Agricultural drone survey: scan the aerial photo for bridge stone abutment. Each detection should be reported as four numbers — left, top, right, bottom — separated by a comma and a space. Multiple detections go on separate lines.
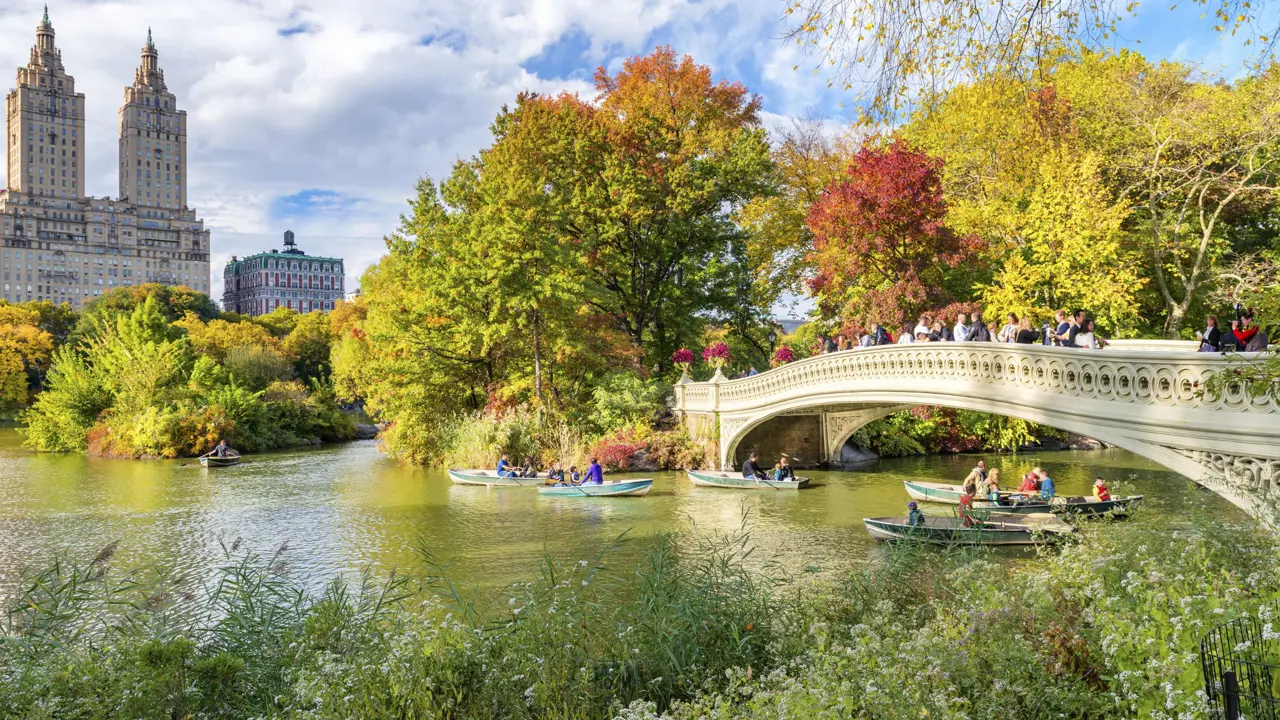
674, 341, 1280, 526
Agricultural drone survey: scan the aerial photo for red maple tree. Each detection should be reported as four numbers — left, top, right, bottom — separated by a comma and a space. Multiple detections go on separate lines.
806, 140, 983, 331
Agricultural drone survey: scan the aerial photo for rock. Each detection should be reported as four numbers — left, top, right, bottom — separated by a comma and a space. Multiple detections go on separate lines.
625, 449, 660, 472
1066, 433, 1112, 450
355, 424, 379, 440
839, 445, 879, 466
1037, 438, 1069, 451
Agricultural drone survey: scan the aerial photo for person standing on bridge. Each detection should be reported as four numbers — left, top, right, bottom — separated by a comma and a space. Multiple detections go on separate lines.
898, 324, 915, 344
953, 313, 971, 342
914, 315, 931, 339
969, 311, 992, 342
1197, 315, 1222, 352
1015, 317, 1040, 344
998, 313, 1019, 343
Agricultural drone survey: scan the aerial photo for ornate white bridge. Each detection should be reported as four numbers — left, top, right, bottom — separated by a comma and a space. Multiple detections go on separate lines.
674, 341, 1280, 523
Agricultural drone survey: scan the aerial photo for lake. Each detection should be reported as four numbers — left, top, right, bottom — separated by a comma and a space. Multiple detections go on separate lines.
0, 429, 1245, 599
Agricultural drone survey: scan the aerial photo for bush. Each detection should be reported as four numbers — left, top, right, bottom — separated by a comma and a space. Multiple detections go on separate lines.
439, 408, 544, 469
644, 428, 710, 470
587, 427, 649, 470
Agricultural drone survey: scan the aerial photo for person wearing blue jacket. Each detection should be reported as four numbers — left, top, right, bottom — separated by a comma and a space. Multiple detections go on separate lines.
583, 458, 604, 484
496, 453, 514, 477
1035, 467, 1056, 500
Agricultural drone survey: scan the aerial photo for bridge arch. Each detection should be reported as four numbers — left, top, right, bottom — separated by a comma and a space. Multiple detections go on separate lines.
676, 342, 1280, 525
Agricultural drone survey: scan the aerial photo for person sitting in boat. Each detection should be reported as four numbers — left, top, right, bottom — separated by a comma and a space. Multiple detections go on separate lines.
777, 456, 796, 481
583, 458, 604, 485
772, 462, 785, 482
212, 440, 239, 459
961, 460, 987, 496
983, 468, 1002, 502
519, 457, 539, 478
1018, 472, 1039, 494
741, 452, 767, 480
568, 466, 581, 485
907, 501, 926, 527
1092, 477, 1111, 501
958, 491, 980, 528
496, 453, 515, 478
545, 462, 564, 485
1035, 467, 1056, 500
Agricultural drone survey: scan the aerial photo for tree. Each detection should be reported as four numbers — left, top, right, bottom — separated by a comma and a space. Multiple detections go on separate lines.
781, 0, 1274, 122
252, 306, 301, 338
283, 311, 335, 385
74, 284, 219, 340
806, 139, 984, 330
738, 118, 858, 314
979, 152, 1145, 332
1055, 55, 1280, 336
0, 305, 54, 410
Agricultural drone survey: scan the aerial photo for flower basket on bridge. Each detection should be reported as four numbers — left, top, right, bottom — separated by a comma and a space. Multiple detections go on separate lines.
672, 348, 695, 377
702, 342, 731, 371
1200, 606, 1280, 719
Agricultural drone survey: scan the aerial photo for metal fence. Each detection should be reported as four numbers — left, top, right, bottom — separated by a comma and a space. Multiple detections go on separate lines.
1202, 610, 1280, 720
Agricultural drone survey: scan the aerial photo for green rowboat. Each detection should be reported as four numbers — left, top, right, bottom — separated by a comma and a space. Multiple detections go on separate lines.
974, 495, 1143, 517
904, 479, 1015, 504
200, 456, 240, 468
864, 515, 1074, 546
686, 470, 810, 490
447, 469, 545, 487
537, 479, 653, 497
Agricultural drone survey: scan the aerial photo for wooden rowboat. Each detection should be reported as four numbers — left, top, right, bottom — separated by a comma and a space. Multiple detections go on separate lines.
686, 470, 810, 490
974, 495, 1143, 517
864, 514, 1074, 546
537, 479, 653, 497
447, 469, 545, 487
200, 455, 241, 468
903, 480, 1013, 504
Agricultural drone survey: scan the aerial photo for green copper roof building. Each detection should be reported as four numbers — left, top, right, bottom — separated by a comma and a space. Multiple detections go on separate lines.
221, 231, 345, 315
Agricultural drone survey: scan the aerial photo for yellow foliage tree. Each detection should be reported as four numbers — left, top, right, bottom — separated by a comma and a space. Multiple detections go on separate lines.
0, 304, 54, 409
174, 312, 292, 362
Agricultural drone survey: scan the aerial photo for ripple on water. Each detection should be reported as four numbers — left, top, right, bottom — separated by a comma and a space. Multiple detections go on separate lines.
0, 430, 1248, 598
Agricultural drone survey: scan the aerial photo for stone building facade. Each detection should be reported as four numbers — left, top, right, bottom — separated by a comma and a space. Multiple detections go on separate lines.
222, 231, 344, 316
0, 11, 211, 306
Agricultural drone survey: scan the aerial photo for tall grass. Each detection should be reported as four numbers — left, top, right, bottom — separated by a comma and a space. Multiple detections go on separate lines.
2, 508, 1277, 719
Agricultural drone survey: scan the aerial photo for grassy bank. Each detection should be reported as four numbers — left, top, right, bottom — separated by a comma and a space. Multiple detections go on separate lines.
1, 502, 1275, 719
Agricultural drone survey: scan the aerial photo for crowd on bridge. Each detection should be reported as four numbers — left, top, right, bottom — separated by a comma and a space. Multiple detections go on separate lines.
810, 305, 1268, 353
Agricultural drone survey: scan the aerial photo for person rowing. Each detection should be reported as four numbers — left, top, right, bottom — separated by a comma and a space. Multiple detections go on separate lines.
202, 440, 240, 459
741, 452, 767, 480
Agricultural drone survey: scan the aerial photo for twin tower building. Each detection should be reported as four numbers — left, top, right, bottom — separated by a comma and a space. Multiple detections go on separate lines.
0, 8, 211, 306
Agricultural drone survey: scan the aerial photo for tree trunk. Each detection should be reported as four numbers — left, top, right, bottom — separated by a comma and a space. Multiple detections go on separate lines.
533, 309, 543, 401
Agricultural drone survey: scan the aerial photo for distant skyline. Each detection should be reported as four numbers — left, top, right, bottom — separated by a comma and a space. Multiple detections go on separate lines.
0, 1, 1270, 299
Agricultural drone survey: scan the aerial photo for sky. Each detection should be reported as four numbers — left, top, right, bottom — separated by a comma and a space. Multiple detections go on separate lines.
0, 0, 1272, 309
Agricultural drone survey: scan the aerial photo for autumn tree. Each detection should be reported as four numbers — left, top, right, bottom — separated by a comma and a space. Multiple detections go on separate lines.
806, 140, 983, 330
738, 118, 859, 314
0, 305, 54, 410
781, 0, 1275, 122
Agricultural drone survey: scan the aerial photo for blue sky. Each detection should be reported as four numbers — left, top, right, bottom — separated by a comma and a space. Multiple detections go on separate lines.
0, 0, 1272, 301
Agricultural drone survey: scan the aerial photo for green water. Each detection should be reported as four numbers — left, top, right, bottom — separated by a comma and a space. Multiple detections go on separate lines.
0, 429, 1246, 597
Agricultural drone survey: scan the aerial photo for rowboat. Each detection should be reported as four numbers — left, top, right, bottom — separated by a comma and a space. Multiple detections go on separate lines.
903, 479, 1014, 504
975, 495, 1143, 517
864, 514, 1074, 545
200, 455, 240, 468
447, 469, 545, 487
537, 479, 653, 497
686, 470, 810, 490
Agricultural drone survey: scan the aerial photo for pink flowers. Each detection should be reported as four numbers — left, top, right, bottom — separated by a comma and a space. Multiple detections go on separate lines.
671, 348, 695, 373
771, 345, 795, 367
703, 341, 732, 370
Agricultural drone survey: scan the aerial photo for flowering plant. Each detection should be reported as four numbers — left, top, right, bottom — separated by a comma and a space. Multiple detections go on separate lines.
702, 341, 732, 370
671, 348, 695, 374
771, 345, 795, 367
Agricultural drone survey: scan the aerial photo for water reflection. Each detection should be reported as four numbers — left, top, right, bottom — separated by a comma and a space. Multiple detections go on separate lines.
0, 428, 1246, 598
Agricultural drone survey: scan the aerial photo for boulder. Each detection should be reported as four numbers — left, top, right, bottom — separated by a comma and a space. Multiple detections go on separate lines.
355, 424, 379, 440
839, 445, 879, 467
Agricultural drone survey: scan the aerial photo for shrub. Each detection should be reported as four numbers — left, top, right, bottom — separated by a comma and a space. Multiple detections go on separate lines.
644, 428, 708, 470
587, 427, 648, 470
440, 408, 543, 469
590, 373, 669, 435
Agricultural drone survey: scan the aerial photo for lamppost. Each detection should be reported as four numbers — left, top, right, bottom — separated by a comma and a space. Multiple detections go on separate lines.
768, 328, 777, 358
